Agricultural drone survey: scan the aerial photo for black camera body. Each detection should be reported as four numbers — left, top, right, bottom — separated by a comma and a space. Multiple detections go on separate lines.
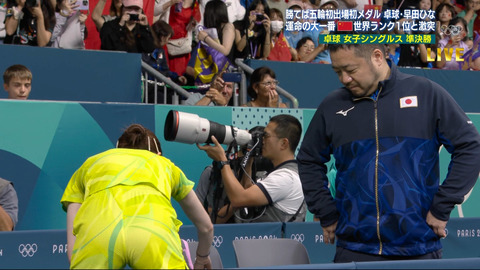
129, 13, 140, 21
246, 129, 263, 157
255, 13, 264, 22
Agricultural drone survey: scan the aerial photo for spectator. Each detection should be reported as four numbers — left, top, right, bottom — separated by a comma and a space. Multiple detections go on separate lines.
50, 0, 87, 49
100, 0, 154, 53
195, 126, 274, 224
4, 0, 56, 46
296, 36, 327, 63
385, 42, 400, 65
159, 0, 201, 76
196, 0, 235, 59
3, 64, 32, 100
266, 0, 287, 20
437, 16, 471, 69
184, 72, 234, 106
233, 0, 271, 59
91, 0, 122, 31
243, 66, 287, 108
436, 3, 457, 40
286, 0, 314, 10
61, 124, 213, 269
420, 0, 433, 10
197, 114, 306, 223
283, 3, 303, 52
458, 0, 480, 43
199, 0, 245, 24
142, 20, 187, 103
297, 34, 480, 263
185, 0, 235, 84
266, 8, 295, 62
0, 177, 18, 231
284, 0, 331, 62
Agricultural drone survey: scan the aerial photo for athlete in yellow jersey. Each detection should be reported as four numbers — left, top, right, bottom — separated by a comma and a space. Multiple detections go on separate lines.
61, 124, 213, 269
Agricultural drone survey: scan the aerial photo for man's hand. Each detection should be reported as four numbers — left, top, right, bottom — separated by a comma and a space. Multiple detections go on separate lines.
323, 221, 337, 244
205, 88, 228, 106
426, 211, 447, 238
197, 136, 227, 162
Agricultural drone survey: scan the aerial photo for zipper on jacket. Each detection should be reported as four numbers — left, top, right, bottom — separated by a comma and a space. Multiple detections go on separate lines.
374, 90, 382, 255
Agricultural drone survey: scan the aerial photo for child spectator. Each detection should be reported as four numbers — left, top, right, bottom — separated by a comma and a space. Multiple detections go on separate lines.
436, 3, 457, 40
50, 0, 88, 49
437, 16, 471, 69
3, 64, 32, 100
142, 20, 187, 103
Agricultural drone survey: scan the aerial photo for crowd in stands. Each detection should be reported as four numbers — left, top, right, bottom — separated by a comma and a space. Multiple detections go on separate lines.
1, 0, 479, 104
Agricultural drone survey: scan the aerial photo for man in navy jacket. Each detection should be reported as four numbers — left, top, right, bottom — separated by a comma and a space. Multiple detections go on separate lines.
297, 39, 480, 262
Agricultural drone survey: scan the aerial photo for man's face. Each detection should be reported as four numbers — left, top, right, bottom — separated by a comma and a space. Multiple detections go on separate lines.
4, 77, 32, 100
262, 122, 280, 160
330, 47, 382, 98
220, 82, 234, 103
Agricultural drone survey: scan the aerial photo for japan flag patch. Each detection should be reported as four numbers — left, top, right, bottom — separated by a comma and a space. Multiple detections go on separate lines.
399, 96, 418, 108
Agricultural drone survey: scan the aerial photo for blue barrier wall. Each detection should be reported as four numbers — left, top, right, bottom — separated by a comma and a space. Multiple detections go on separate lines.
0, 100, 479, 230
0, 45, 142, 103
1, 46, 479, 112
0, 218, 478, 269
247, 59, 480, 112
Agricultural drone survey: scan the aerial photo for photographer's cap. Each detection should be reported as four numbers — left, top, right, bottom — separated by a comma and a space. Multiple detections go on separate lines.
123, 0, 143, 8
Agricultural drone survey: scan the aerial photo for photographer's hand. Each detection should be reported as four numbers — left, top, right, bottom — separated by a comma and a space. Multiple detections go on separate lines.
119, 13, 129, 27
262, 13, 270, 32
248, 11, 256, 30
139, 14, 148, 26
197, 136, 227, 162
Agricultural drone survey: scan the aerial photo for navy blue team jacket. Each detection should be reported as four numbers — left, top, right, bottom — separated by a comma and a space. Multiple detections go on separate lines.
297, 62, 480, 256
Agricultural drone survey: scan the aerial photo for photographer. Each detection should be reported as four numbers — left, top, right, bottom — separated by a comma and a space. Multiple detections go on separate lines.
100, 0, 154, 53
184, 71, 234, 106
195, 126, 274, 224
4, 0, 56, 46
233, 0, 271, 59
197, 114, 306, 223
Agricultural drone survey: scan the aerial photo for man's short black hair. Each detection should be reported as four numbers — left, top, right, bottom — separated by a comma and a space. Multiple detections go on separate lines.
270, 114, 302, 152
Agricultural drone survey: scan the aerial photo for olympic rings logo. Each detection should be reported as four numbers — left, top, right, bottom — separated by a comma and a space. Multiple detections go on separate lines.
18, 243, 38, 257
440, 25, 463, 36
212, 236, 223, 247
290, 233, 305, 243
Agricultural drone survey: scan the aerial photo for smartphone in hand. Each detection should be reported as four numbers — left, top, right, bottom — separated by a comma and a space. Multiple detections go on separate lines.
75, 0, 89, 10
